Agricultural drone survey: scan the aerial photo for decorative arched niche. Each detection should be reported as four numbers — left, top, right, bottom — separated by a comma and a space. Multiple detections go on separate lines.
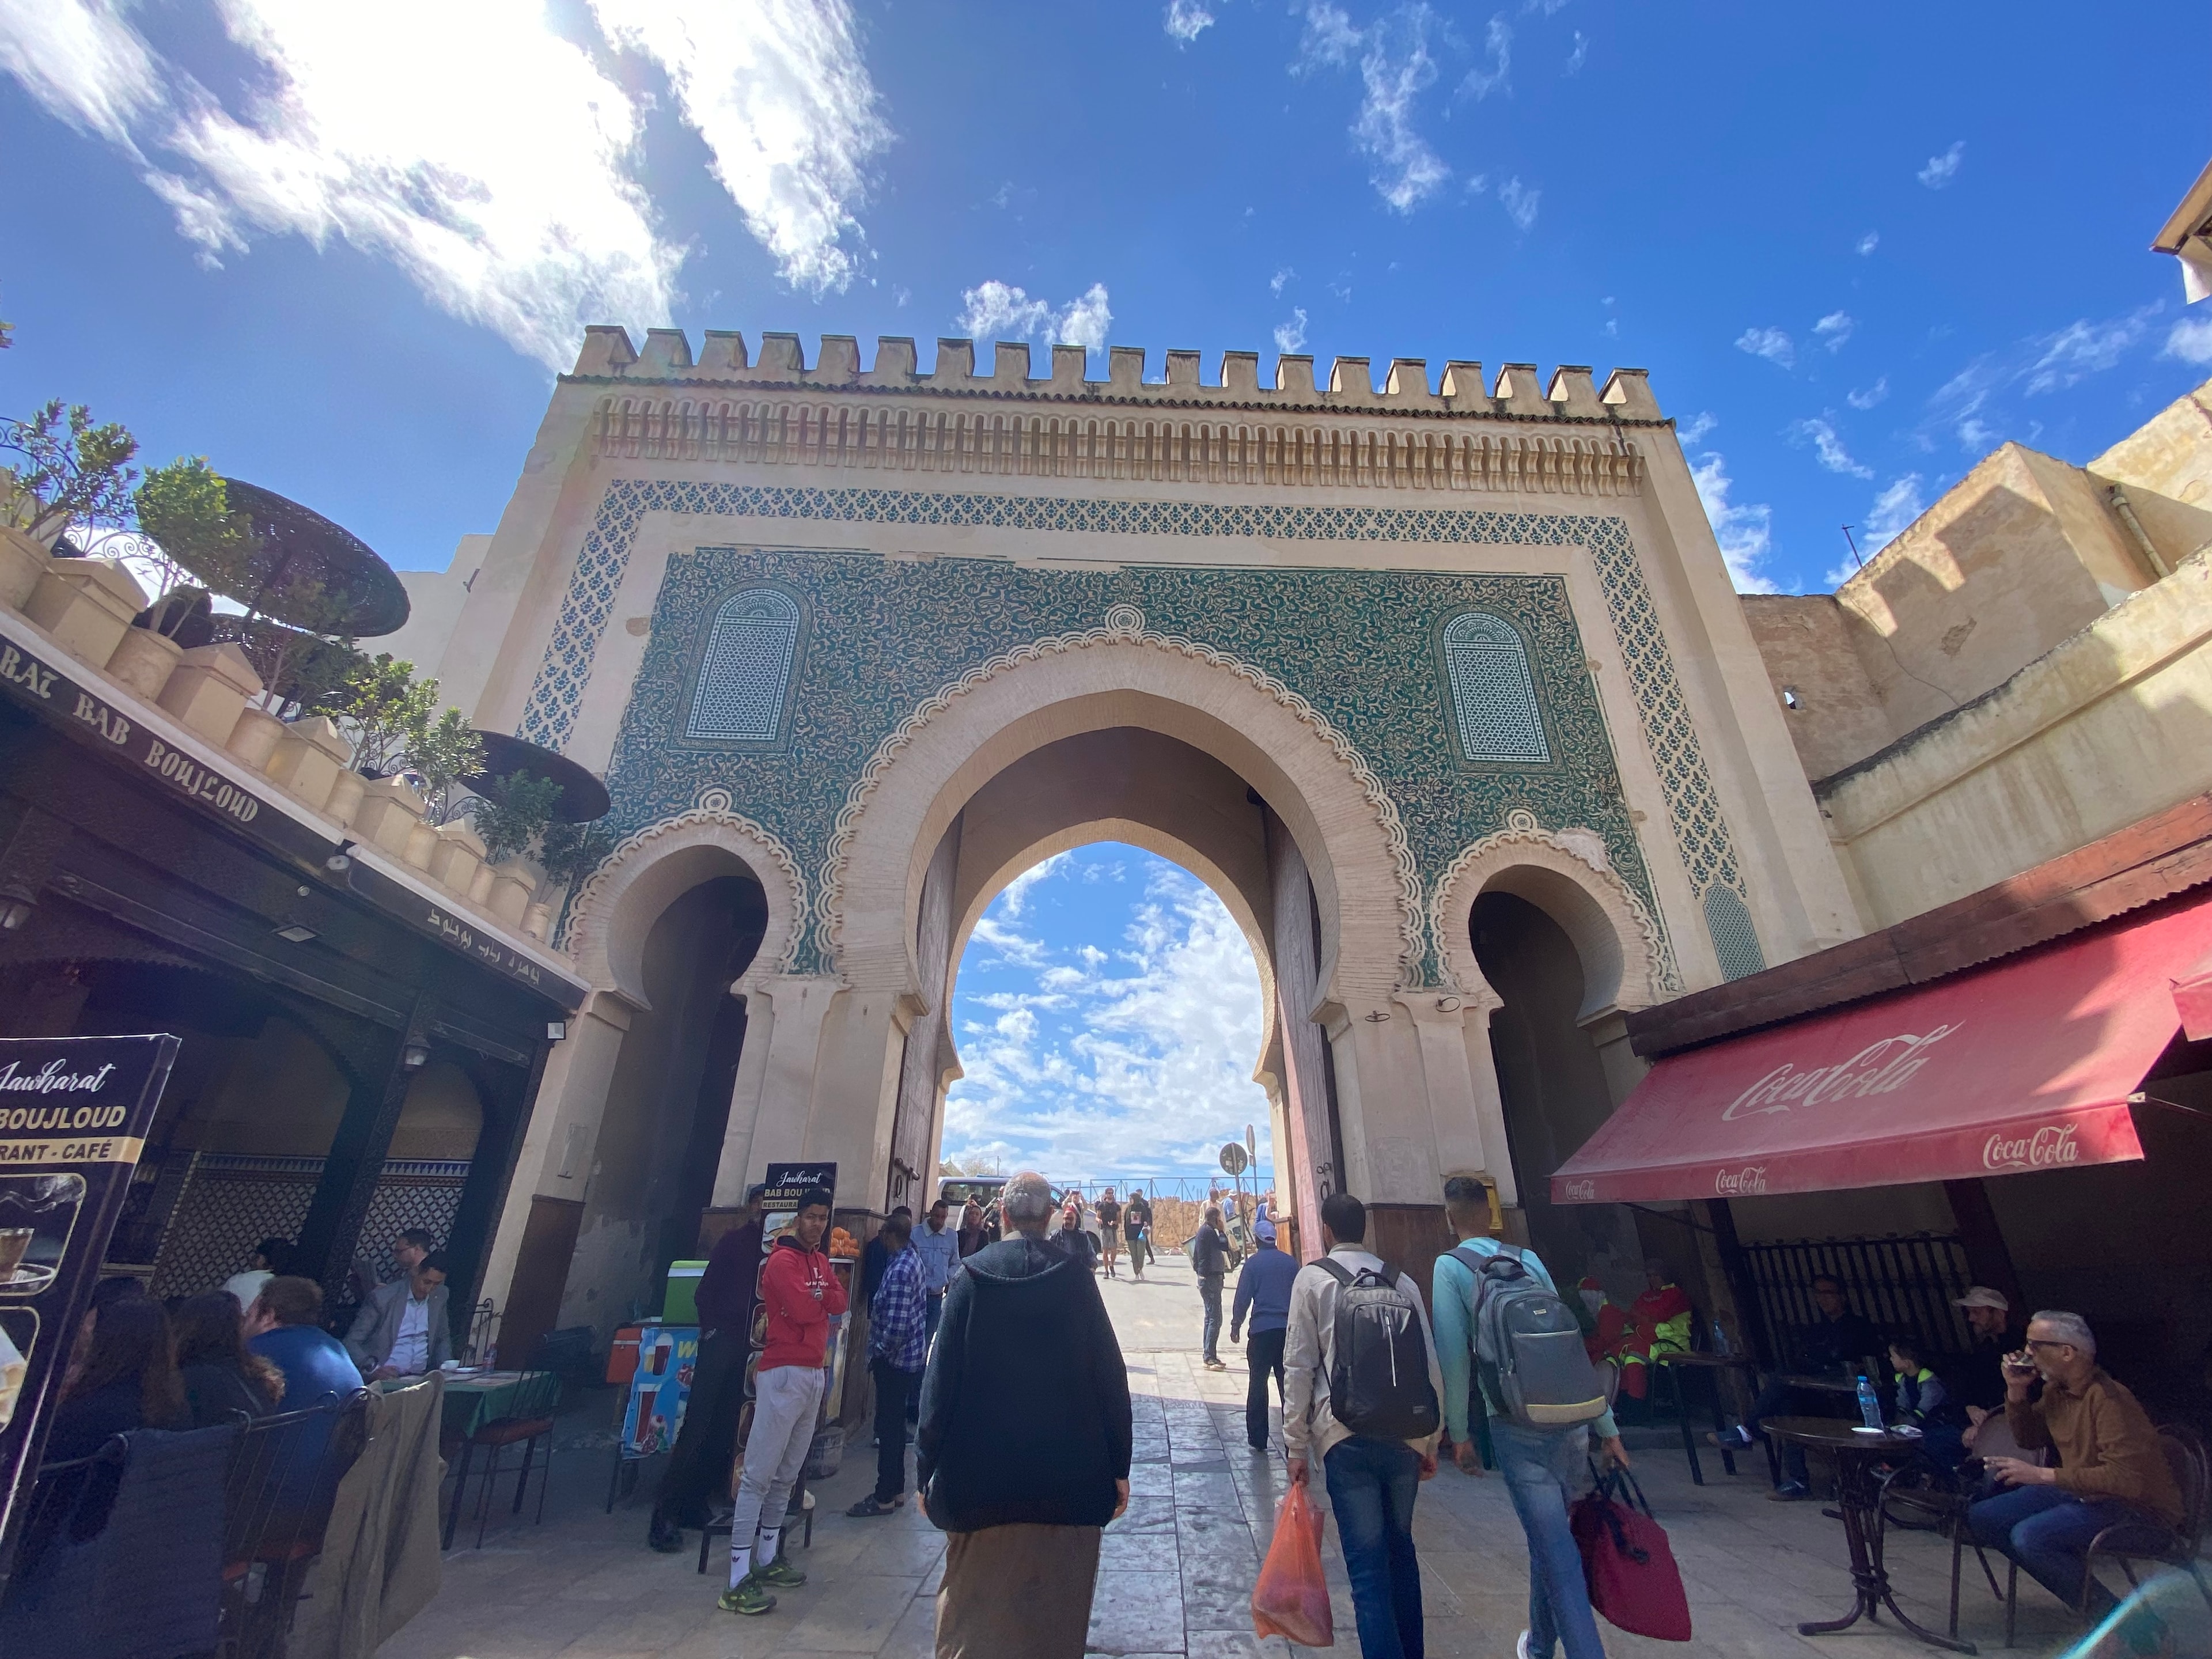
562, 789, 808, 1006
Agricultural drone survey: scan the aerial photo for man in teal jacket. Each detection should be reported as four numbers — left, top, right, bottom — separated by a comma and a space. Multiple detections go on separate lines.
1433, 1176, 1627, 1659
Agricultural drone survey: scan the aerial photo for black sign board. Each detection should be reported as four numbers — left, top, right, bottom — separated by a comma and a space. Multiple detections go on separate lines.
760, 1162, 838, 1221
0, 1034, 177, 1588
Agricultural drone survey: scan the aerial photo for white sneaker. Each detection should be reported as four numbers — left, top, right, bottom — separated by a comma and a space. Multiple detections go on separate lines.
1516, 1634, 1535, 1659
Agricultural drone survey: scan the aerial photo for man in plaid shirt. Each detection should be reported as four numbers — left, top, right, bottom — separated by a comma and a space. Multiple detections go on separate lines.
849, 1211, 928, 1516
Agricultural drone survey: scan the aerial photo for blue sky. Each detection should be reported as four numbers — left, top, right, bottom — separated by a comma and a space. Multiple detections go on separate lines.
3, 1, 2207, 598
944, 844, 1275, 1184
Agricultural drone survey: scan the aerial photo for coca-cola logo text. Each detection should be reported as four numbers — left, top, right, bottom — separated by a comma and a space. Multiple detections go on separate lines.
1559, 1179, 1596, 1202
1722, 1025, 1959, 1121
1714, 1165, 1770, 1195
1982, 1123, 2080, 1173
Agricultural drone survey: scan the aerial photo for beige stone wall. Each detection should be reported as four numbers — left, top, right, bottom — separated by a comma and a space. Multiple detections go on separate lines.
1740, 594, 1895, 779
1819, 548, 2212, 927
2089, 381, 2212, 574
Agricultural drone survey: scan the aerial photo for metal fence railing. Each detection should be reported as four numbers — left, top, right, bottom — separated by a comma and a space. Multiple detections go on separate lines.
1740, 1232, 1975, 1361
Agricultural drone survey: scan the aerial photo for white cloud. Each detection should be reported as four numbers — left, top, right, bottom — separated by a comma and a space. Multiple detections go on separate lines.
2023, 307, 2158, 394
1846, 376, 1889, 410
1295, 2, 1361, 67
956, 280, 1112, 350
998, 850, 1073, 918
1688, 449, 1777, 593
592, 0, 888, 296
1274, 306, 1309, 353
967, 914, 1051, 969
1498, 175, 1540, 231
1813, 310, 1854, 352
1521, 0, 1569, 14
1353, 9, 1450, 210
2166, 312, 2212, 366
1736, 325, 1794, 368
1677, 411, 1717, 448
942, 856, 1275, 1181
1296, 3, 1449, 213
1459, 14, 1512, 101
1563, 30, 1588, 73
1918, 141, 1964, 190
1789, 416, 1873, 479
1863, 474, 1925, 555
1270, 265, 1295, 296
0, 0, 890, 369
1856, 230, 1879, 256
1164, 0, 1216, 43
1058, 283, 1113, 350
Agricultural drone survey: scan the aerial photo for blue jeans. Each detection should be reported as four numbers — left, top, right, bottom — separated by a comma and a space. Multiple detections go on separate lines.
1323, 1436, 1424, 1659
1968, 1484, 2152, 1613
1493, 1419, 1607, 1659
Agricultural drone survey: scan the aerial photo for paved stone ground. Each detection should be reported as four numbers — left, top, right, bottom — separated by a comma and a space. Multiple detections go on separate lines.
380, 1252, 2083, 1657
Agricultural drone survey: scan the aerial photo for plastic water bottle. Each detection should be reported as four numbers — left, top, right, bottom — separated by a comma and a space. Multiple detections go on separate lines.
1856, 1374, 1884, 1431
1710, 1319, 1729, 1355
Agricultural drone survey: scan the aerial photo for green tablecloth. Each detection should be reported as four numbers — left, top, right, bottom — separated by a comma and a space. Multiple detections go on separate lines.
434, 1370, 548, 1439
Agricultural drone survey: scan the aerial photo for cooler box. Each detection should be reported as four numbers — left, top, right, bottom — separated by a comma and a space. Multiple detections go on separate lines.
607, 1322, 647, 1385
664, 1259, 707, 1325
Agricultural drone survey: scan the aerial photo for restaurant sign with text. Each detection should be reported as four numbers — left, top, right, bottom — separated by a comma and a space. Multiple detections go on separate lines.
0, 1035, 177, 1589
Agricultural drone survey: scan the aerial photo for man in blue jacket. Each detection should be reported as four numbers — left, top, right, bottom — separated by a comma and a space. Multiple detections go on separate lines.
1433, 1176, 1627, 1659
1229, 1218, 1300, 1451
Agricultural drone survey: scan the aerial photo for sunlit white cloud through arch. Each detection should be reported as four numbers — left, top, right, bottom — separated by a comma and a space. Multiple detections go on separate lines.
942, 844, 1275, 1185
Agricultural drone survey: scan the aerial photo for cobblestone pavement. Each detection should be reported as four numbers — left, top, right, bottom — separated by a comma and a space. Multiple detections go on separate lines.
382, 1255, 2080, 1657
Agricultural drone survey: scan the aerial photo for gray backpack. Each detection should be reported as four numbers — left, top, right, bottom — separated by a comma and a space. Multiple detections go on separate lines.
1452, 1244, 1608, 1429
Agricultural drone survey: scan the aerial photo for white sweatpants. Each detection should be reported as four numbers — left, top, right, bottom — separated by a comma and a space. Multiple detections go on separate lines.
730, 1363, 826, 1548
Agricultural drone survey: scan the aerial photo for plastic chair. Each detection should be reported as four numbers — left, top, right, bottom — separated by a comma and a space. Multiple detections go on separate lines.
445, 1369, 562, 1549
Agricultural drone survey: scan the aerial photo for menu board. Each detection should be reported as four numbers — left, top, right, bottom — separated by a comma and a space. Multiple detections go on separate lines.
619, 1322, 699, 1459
0, 1035, 177, 1587
757, 1161, 837, 1237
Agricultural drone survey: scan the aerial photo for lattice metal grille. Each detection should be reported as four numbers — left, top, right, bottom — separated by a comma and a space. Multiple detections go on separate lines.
1442, 612, 1549, 764
1741, 1232, 1974, 1361
1703, 885, 1766, 981
149, 1154, 471, 1298
687, 588, 800, 741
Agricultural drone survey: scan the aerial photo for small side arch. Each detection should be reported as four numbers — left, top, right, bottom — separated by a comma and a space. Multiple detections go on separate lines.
562, 793, 807, 1005
1431, 814, 1665, 1022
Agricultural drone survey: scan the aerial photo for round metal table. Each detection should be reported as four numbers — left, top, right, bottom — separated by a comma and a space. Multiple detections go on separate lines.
1762, 1415, 1977, 1654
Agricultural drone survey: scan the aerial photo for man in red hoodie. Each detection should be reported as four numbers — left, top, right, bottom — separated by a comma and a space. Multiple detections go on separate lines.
721, 1186, 848, 1617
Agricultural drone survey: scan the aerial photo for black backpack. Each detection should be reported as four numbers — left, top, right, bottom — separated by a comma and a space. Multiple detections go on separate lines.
1317, 1259, 1440, 1440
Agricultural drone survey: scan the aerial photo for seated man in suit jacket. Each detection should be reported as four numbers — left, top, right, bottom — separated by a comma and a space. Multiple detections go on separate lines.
346, 1252, 452, 1379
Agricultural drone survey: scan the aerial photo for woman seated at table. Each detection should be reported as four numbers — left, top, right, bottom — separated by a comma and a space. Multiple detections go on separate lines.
173, 1292, 284, 1426
1888, 1336, 1967, 1469
44, 1296, 192, 1463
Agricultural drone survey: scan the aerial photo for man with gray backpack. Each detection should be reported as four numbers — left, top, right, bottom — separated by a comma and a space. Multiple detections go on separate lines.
1283, 1191, 1444, 1659
1433, 1175, 1629, 1659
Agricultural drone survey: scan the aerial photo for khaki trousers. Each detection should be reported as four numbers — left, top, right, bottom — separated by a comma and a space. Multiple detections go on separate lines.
934, 1522, 1102, 1658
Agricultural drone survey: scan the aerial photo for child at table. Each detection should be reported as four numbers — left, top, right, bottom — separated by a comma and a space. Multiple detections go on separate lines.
1889, 1337, 1967, 1469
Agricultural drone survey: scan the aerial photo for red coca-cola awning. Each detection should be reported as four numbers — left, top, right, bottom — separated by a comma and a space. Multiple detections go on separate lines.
1551, 897, 2212, 1205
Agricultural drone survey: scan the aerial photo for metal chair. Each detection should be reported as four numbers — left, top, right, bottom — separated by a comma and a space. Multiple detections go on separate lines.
445, 1369, 562, 1549
219, 1391, 372, 1659
2078, 1425, 2211, 1620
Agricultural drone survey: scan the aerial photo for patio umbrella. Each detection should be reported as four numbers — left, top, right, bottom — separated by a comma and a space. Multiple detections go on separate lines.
168, 479, 410, 640
469, 732, 612, 823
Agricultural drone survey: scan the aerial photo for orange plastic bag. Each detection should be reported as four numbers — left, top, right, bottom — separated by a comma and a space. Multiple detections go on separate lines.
1251, 1478, 1334, 1646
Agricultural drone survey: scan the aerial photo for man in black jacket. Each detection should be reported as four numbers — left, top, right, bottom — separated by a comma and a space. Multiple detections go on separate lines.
918, 1171, 1131, 1659
1191, 1205, 1232, 1371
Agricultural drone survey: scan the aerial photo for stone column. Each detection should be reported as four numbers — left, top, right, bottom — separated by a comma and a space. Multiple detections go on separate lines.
478, 991, 634, 1319
724, 975, 842, 1190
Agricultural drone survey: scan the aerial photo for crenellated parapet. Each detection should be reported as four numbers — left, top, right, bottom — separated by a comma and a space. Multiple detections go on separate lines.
570, 327, 1664, 421
571, 329, 1660, 498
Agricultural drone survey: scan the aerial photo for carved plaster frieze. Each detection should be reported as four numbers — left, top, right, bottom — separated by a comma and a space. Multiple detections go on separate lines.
815, 604, 1426, 981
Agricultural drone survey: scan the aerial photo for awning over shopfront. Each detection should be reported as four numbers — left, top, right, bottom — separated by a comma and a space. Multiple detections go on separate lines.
1552, 897, 2212, 1205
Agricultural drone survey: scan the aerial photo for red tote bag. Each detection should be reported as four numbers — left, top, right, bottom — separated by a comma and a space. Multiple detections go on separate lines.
1569, 1465, 1692, 1642
1251, 1479, 1334, 1646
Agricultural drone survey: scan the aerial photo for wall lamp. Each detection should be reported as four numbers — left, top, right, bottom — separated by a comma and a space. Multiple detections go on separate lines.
401, 1041, 431, 1070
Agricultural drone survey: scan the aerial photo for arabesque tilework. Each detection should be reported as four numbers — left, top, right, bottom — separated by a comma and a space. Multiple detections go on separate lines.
527, 481, 1757, 980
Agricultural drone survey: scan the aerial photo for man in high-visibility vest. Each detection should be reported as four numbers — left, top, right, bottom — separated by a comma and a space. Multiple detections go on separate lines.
1614, 1258, 1692, 1401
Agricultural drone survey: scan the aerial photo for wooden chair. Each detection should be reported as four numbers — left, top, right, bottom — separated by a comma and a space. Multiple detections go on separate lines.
445, 1369, 562, 1550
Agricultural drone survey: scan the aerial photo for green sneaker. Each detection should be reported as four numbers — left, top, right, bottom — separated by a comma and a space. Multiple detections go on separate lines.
718, 1577, 777, 1616
755, 1554, 808, 1589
